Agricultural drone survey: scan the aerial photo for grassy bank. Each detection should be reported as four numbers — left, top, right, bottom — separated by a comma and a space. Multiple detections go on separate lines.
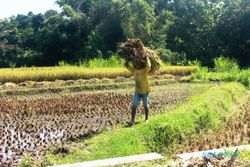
45, 82, 246, 165
0, 66, 198, 83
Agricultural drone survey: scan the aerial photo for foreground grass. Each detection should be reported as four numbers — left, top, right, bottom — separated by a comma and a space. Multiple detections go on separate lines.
45, 82, 246, 165
0, 66, 198, 83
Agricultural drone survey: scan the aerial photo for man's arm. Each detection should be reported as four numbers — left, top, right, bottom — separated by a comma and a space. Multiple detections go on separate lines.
146, 57, 151, 73
124, 61, 134, 73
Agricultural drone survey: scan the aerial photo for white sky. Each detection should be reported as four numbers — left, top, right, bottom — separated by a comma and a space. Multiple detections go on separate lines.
0, 0, 61, 19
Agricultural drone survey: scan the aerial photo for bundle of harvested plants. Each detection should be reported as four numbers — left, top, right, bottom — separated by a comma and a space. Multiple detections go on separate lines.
118, 38, 162, 73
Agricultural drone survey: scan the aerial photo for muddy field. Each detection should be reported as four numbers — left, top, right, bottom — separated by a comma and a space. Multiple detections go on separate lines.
0, 83, 205, 166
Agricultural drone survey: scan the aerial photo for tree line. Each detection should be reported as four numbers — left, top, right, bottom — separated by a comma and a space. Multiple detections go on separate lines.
0, 0, 249, 67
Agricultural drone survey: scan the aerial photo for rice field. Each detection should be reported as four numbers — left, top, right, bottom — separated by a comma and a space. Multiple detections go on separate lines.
0, 66, 198, 83
43, 83, 249, 167
0, 83, 207, 166
0, 64, 249, 167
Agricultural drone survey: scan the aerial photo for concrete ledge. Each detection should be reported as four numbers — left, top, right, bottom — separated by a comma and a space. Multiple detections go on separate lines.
50, 153, 164, 167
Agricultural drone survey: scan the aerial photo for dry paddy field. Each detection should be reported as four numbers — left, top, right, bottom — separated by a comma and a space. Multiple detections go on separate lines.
0, 80, 209, 166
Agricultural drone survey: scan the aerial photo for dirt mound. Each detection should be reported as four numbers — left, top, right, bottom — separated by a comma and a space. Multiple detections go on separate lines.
3, 82, 17, 88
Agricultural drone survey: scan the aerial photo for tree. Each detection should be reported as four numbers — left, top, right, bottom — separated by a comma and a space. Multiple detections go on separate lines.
217, 0, 250, 67
0, 0, 249, 67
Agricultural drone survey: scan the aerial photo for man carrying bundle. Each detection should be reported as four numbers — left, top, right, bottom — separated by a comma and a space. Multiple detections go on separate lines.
119, 38, 161, 125
125, 57, 151, 125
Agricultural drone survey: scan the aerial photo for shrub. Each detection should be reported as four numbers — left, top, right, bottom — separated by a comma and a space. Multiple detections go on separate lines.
214, 56, 239, 72
86, 55, 124, 68
144, 124, 181, 152
188, 59, 201, 68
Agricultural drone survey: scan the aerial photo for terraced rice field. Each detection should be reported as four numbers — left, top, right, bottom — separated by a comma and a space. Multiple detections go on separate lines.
175, 95, 250, 154
0, 83, 207, 166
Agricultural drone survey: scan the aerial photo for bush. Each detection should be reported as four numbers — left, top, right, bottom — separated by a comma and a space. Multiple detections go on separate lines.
155, 48, 172, 65
144, 124, 181, 153
188, 59, 201, 67
171, 52, 188, 66
86, 55, 124, 68
155, 48, 188, 65
214, 56, 239, 72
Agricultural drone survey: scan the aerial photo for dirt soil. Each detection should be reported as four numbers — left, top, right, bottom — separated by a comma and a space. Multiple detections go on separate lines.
0, 83, 201, 166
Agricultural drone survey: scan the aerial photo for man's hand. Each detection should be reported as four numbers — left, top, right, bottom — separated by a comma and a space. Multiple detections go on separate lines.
124, 61, 134, 73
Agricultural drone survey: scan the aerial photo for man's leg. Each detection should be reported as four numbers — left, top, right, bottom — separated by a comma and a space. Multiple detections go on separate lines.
131, 93, 140, 124
142, 93, 149, 122
144, 108, 149, 122
131, 107, 137, 125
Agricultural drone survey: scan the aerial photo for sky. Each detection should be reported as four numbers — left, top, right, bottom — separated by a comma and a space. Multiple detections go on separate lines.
0, 0, 61, 19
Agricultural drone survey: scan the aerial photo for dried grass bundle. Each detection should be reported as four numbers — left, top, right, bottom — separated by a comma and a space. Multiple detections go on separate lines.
118, 38, 162, 73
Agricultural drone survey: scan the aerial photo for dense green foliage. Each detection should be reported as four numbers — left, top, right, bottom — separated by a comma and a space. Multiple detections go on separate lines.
0, 0, 249, 67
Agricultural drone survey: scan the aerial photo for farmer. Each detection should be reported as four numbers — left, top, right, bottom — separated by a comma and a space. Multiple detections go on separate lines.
125, 56, 151, 125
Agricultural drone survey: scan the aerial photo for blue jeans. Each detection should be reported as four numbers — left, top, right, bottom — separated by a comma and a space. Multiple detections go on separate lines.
132, 93, 149, 109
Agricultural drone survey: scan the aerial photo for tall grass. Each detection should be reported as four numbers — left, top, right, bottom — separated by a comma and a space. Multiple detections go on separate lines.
58, 55, 124, 68
58, 60, 71, 67
191, 56, 250, 87
187, 59, 201, 67
84, 55, 125, 68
